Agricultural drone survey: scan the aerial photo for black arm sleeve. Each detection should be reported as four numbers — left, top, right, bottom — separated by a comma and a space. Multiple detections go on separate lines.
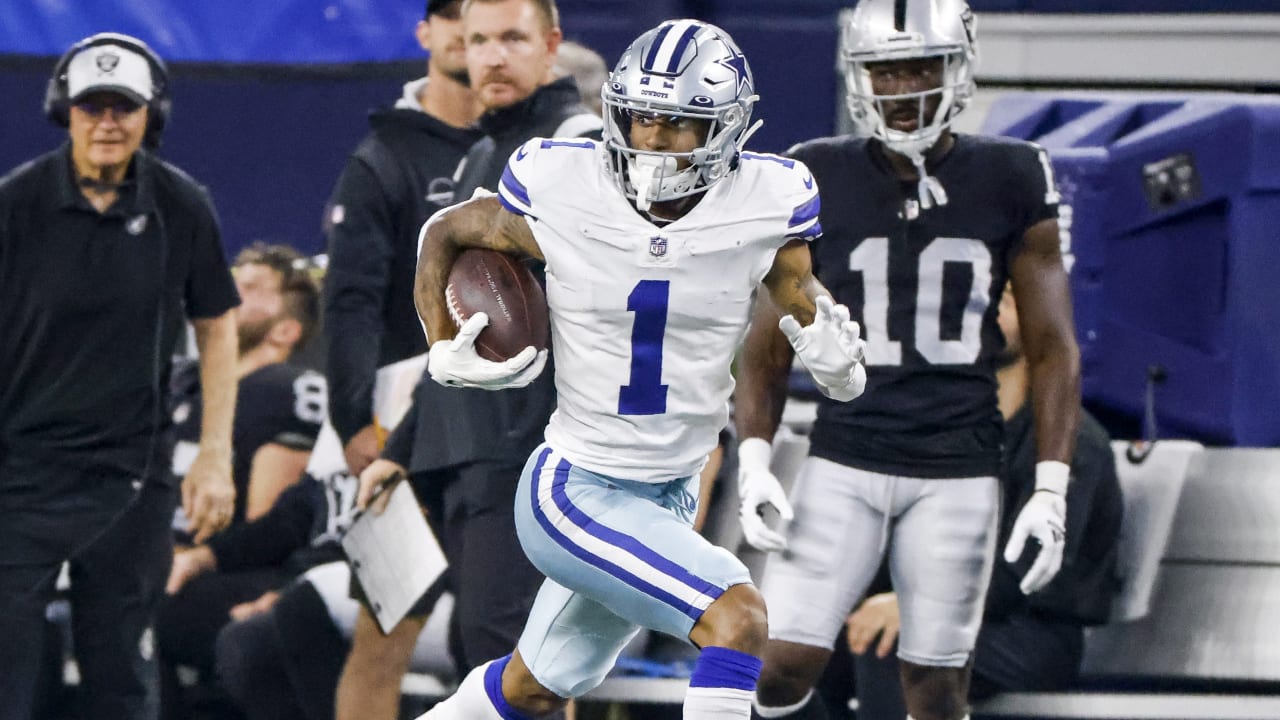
206, 479, 318, 573
323, 159, 397, 444
1008, 143, 1060, 237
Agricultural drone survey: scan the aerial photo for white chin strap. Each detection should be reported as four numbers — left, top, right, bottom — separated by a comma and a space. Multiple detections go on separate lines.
884, 130, 948, 211
909, 152, 948, 210
628, 155, 697, 212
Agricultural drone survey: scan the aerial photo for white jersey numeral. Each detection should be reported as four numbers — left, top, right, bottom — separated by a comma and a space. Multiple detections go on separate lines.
1037, 147, 1062, 205
293, 371, 328, 425
849, 237, 993, 366
848, 238, 901, 366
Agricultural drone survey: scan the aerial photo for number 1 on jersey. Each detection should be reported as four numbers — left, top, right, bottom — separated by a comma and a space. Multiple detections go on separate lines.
619, 280, 669, 415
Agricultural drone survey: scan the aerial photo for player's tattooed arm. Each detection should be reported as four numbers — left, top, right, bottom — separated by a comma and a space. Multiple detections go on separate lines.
761, 238, 825, 326
484, 202, 545, 261
414, 195, 543, 343
737, 238, 827, 440
760, 238, 867, 403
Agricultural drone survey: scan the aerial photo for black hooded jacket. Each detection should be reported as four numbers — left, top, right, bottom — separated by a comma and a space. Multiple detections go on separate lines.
323, 96, 481, 444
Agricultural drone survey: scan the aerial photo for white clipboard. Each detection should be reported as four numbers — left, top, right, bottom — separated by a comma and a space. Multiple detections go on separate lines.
340, 479, 448, 633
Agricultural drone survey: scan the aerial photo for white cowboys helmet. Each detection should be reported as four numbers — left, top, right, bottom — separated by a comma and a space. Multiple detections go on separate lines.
842, 0, 976, 208
602, 19, 761, 212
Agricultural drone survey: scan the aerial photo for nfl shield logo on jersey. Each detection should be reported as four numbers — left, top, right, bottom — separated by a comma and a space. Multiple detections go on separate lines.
648, 236, 668, 258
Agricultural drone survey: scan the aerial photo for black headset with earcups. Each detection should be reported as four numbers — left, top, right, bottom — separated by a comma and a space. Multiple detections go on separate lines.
44, 32, 172, 149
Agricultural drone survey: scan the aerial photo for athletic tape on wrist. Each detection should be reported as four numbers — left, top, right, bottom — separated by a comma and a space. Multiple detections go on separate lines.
1035, 460, 1070, 496
737, 437, 773, 469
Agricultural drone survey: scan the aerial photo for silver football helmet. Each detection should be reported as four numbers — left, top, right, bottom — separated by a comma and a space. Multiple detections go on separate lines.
602, 20, 761, 212
842, 0, 976, 207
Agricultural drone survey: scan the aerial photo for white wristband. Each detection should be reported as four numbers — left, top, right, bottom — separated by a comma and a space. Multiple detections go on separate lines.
737, 437, 773, 470
1035, 460, 1070, 496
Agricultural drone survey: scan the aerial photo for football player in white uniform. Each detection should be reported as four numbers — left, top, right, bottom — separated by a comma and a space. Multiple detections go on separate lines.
410, 19, 865, 720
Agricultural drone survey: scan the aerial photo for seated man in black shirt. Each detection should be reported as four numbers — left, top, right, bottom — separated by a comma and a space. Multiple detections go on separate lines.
844, 285, 1123, 720
156, 243, 325, 716
170, 242, 326, 530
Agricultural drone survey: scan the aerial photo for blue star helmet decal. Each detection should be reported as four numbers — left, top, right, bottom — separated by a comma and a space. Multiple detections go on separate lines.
716, 45, 752, 95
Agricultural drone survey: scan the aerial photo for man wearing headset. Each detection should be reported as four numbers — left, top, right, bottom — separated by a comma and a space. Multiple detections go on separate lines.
0, 33, 240, 719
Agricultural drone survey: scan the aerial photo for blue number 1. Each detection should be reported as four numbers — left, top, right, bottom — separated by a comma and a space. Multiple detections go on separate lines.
619, 280, 670, 415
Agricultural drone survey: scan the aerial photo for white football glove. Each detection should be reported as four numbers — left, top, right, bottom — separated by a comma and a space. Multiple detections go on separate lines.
779, 295, 867, 402
428, 313, 547, 390
1003, 461, 1069, 595
736, 438, 794, 553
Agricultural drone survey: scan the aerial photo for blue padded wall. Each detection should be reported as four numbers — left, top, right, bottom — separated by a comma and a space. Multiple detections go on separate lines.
0, 61, 411, 257
985, 94, 1280, 446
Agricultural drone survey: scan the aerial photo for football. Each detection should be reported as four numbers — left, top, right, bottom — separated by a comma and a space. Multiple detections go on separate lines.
445, 248, 549, 362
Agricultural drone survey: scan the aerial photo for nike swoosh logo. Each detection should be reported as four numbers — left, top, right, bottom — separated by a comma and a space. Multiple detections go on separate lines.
516, 145, 530, 160
803, 174, 814, 190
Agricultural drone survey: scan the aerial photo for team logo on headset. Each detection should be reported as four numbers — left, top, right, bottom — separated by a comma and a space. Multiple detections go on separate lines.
96, 51, 120, 75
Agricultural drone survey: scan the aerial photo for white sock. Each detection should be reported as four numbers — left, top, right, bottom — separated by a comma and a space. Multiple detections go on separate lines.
685, 686, 755, 720
754, 691, 813, 718
415, 660, 504, 720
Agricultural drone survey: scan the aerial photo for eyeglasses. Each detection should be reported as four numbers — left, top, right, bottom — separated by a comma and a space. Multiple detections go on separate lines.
73, 98, 144, 119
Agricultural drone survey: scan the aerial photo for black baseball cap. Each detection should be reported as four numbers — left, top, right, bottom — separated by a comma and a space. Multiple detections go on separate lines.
426, 0, 463, 19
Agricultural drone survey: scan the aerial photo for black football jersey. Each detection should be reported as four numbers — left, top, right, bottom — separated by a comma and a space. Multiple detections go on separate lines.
171, 360, 326, 522
788, 134, 1059, 478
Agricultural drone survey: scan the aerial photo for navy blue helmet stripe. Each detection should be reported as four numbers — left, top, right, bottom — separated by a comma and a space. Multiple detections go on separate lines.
895, 0, 908, 31
664, 23, 701, 74
642, 20, 702, 76
643, 22, 676, 72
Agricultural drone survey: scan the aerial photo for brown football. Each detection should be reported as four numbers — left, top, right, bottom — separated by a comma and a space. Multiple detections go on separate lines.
444, 248, 549, 362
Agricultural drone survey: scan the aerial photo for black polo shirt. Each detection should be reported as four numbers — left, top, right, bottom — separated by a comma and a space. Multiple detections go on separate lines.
0, 144, 239, 482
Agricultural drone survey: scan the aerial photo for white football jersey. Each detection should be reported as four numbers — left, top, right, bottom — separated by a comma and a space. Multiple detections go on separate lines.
498, 138, 821, 482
